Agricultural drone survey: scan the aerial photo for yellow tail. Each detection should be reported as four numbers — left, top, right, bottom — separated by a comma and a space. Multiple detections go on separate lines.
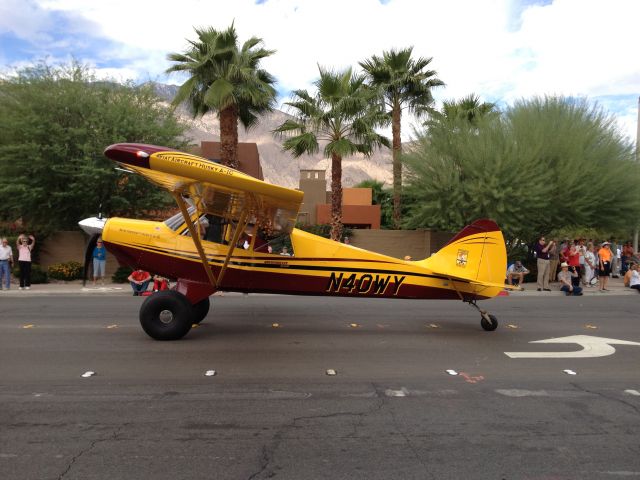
418, 219, 508, 297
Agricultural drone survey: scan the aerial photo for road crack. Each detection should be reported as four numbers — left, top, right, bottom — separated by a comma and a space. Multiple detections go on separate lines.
57, 423, 128, 479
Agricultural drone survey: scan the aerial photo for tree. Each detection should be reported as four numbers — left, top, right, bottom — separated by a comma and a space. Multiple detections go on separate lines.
360, 47, 444, 229
274, 67, 389, 241
0, 61, 189, 233
166, 23, 277, 169
403, 96, 640, 244
427, 93, 497, 127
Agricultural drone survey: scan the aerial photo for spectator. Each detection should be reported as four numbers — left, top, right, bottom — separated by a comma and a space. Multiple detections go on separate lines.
92, 238, 107, 286
624, 262, 635, 287
535, 236, 554, 291
563, 242, 581, 287
507, 261, 530, 286
611, 239, 621, 278
152, 275, 169, 292
557, 262, 583, 296
128, 268, 152, 296
584, 242, 597, 287
16, 234, 35, 290
629, 264, 640, 292
598, 241, 613, 292
549, 239, 560, 283
621, 242, 635, 275
0, 237, 14, 290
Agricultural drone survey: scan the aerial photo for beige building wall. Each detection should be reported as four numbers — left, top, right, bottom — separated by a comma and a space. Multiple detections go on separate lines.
38, 231, 119, 276
349, 229, 453, 260
298, 170, 327, 225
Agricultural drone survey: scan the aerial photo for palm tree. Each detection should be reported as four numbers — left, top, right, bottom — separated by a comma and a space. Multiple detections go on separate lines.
166, 23, 276, 169
360, 47, 444, 229
428, 94, 497, 127
274, 67, 389, 241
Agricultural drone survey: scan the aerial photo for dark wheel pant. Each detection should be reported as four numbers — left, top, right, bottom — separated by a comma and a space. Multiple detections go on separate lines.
18, 261, 31, 288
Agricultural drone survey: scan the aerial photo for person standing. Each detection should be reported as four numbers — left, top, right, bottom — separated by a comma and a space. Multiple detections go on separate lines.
598, 241, 612, 291
548, 239, 560, 284
92, 239, 107, 286
535, 236, 554, 291
16, 234, 35, 290
0, 237, 14, 290
584, 242, 596, 287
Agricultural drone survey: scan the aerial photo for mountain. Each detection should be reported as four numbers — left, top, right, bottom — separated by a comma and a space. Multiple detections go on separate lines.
148, 83, 393, 190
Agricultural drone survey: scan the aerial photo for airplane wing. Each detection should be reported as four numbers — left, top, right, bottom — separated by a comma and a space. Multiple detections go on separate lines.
104, 143, 303, 235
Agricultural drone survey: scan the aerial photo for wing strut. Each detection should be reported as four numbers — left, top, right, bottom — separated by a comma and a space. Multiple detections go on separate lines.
174, 193, 218, 289
216, 207, 249, 287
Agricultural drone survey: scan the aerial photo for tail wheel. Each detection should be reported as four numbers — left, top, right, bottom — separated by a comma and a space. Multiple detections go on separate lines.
481, 314, 498, 331
192, 297, 210, 325
140, 290, 194, 340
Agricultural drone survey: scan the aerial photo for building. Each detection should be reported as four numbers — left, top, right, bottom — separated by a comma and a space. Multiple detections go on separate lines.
298, 170, 380, 229
195, 141, 264, 180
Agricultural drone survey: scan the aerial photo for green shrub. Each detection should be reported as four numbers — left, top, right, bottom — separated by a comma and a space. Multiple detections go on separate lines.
12, 264, 48, 284
48, 261, 83, 281
112, 266, 133, 283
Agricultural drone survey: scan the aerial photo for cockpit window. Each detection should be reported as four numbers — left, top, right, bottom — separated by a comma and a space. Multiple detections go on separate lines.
163, 206, 196, 231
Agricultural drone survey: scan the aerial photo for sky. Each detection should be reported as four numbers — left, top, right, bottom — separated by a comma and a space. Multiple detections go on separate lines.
1, 0, 638, 142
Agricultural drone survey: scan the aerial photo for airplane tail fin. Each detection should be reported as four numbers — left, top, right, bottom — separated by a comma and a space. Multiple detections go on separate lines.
417, 219, 508, 297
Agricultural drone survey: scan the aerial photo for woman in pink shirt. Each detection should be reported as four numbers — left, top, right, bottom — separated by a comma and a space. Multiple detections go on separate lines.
16, 234, 35, 290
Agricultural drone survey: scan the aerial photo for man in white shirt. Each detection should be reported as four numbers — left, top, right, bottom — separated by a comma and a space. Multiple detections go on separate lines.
0, 237, 14, 290
507, 260, 529, 286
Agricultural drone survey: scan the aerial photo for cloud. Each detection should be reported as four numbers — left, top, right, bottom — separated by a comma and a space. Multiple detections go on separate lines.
2, 0, 639, 140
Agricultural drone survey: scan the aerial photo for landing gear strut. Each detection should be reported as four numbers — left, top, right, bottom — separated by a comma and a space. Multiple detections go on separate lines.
466, 298, 498, 331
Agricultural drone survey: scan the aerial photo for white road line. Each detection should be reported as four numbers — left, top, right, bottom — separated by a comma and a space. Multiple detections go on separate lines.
385, 387, 408, 397
496, 389, 550, 397
624, 389, 640, 396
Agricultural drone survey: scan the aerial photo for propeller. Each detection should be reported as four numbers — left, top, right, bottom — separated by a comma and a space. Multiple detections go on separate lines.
82, 233, 101, 287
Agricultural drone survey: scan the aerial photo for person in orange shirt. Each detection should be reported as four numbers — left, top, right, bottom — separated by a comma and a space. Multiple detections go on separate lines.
598, 241, 612, 291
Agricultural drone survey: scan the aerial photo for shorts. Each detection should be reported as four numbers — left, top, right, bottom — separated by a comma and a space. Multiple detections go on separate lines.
93, 259, 106, 278
599, 261, 611, 277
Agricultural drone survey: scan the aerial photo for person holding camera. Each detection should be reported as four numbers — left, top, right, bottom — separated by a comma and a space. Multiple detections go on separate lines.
535, 236, 554, 291
16, 234, 35, 290
557, 262, 583, 296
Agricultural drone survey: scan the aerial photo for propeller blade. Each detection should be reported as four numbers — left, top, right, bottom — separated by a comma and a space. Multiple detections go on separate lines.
83, 234, 100, 287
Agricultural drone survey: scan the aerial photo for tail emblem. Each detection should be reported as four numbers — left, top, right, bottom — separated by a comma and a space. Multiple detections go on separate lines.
456, 249, 469, 267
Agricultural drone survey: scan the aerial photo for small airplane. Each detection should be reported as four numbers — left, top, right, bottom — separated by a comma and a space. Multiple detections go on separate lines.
80, 143, 511, 341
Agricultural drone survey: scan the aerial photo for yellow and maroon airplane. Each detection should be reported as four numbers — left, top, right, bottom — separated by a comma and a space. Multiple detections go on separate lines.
82, 143, 510, 340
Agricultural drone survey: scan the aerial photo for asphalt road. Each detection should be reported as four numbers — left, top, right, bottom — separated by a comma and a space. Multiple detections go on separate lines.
1, 294, 639, 480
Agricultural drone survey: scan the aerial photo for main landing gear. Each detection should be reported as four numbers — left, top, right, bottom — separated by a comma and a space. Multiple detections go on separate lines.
465, 298, 498, 331
139, 291, 211, 340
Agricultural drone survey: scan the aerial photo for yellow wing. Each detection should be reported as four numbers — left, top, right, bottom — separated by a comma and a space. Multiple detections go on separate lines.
105, 143, 303, 234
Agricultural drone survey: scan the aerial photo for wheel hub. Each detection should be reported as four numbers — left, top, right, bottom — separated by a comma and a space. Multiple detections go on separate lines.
159, 309, 174, 324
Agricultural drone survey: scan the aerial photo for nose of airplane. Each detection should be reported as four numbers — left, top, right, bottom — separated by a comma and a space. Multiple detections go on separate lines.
104, 143, 168, 169
78, 216, 106, 236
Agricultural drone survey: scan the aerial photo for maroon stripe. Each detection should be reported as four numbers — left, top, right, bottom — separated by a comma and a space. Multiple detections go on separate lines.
105, 241, 489, 301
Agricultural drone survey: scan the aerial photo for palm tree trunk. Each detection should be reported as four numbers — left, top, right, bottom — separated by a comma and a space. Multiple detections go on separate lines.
330, 152, 343, 242
219, 105, 239, 169
392, 105, 402, 229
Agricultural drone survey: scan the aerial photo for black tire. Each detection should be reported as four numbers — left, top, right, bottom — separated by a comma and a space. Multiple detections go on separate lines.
139, 290, 194, 340
191, 297, 211, 324
481, 314, 498, 331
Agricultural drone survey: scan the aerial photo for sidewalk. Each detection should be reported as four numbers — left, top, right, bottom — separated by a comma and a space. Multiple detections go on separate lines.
507, 275, 637, 296
0, 277, 637, 297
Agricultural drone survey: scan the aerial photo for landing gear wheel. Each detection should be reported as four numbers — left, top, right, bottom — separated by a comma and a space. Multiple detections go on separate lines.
140, 290, 194, 340
480, 314, 498, 331
191, 297, 210, 325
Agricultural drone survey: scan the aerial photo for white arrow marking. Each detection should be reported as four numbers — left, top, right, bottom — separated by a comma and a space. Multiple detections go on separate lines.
505, 335, 640, 359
